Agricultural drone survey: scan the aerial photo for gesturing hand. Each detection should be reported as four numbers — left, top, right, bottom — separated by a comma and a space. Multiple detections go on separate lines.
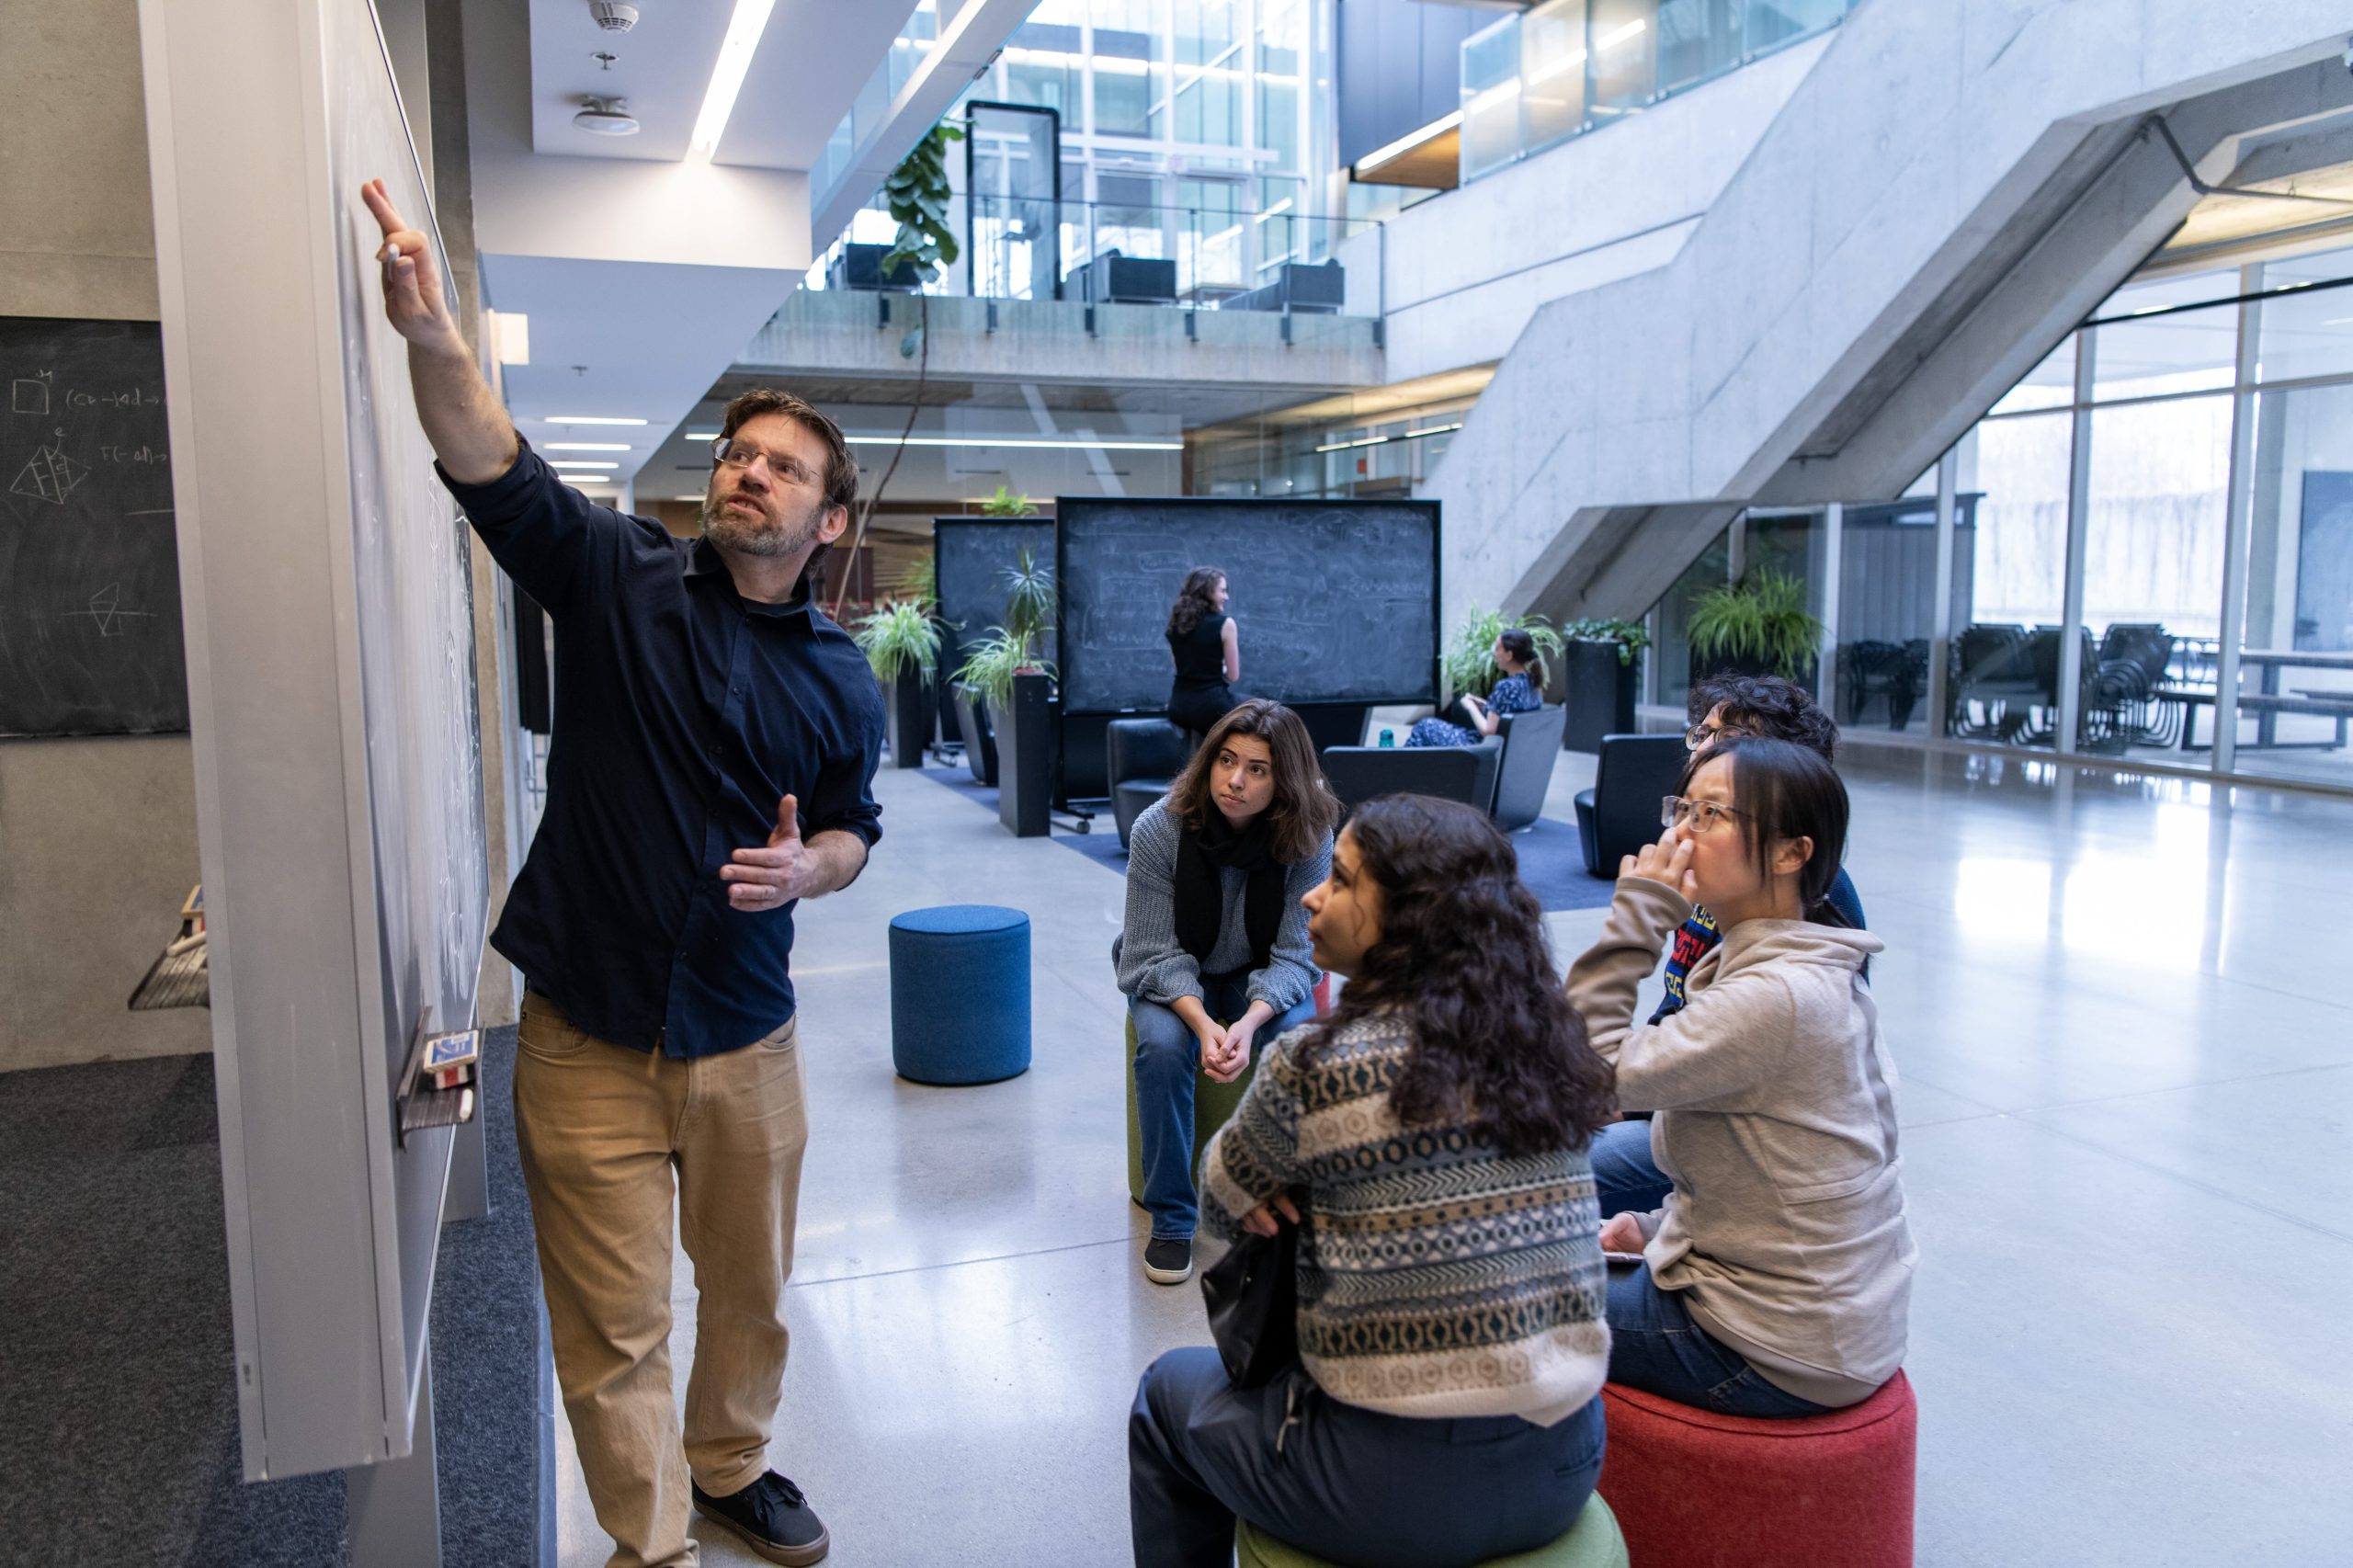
722, 794, 816, 912
359, 179, 460, 352
1620, 835, 1699, 902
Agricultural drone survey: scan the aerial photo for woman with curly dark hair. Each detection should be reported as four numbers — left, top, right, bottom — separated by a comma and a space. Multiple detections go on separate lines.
1129, 795, 1616, 1568
1165, 565, 1248, 735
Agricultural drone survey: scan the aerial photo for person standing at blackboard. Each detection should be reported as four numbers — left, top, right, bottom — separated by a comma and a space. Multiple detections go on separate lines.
367, 181, 870, 1568
1165, 566, 1247, 736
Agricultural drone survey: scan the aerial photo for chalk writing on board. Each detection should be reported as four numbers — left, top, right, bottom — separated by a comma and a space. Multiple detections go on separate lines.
65, 386, 165, 411
63, 583, 156, 638
9, 437, 87, 505
10, 374, 51, 415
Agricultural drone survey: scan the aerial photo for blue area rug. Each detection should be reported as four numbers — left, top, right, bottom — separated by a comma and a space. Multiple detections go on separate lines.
915, 767, 1618, 912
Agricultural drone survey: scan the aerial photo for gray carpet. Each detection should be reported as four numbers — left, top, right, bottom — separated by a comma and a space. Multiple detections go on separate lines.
0, 1027, 545, 1566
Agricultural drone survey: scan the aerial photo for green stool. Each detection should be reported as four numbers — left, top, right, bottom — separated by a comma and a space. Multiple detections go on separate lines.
1234, 1495, 1628, 1568
1123, 1012, 1258, 1207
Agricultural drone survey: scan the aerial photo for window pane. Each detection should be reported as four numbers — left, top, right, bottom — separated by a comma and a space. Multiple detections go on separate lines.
1835, 495, 1960, 736
1988, 335, 2076, 415
2090, 302, 2236, 402
1173, 0, 1243, 147
2079, 396, 2230, 756
1460, 15, 1524, 183
1649, 525, 1733, 711
1092, 5, 1165, 138
1956, 415, 2072, 750
2234, 381, 2353, 787
1747, 0, 1847, 51
2256, 249, 2353, 384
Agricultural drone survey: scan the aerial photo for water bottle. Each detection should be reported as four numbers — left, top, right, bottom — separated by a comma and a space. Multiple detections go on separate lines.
1378, 728, 1395, 747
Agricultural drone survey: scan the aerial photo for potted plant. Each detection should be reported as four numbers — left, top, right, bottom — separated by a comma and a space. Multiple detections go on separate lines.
953, 627, 1058, 835
1558, 617, 1651, 755
1686, 569, 1824, 687
979, 483, 1040, 517
1441, 607, 1565, 704
851, 598, 941, 769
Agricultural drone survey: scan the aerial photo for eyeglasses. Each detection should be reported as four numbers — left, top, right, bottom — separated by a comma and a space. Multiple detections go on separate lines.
710, 437, 820, 488
1685, 721, 1740, 752
1660, 795, 1747, 835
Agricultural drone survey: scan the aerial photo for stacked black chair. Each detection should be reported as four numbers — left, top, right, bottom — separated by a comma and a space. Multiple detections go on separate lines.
1318, 744, 1500, 819
1488, 705, 1568, 832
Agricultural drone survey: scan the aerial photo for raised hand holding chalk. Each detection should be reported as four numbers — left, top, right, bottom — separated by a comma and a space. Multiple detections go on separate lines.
359, 179, 458, 351
722, 794, 813, 912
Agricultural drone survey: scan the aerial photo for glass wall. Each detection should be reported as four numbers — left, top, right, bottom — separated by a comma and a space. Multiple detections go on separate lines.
1459, 0, 1856, 182
1638, 244, 2353, 796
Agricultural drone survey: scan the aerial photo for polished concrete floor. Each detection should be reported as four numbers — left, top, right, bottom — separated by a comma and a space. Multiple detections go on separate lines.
551, 746, 2353, 1568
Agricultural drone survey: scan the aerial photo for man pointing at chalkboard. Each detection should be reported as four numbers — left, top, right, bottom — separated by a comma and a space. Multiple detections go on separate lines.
365, 181, 876, 1568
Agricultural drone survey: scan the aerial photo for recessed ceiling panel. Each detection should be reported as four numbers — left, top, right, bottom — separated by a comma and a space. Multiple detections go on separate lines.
717, 1, 925, 170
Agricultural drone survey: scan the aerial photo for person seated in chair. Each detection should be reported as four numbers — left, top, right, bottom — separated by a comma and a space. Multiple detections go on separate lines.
1406, 628, 1544, 746
1115, 699, 1338, 1287
1569, 736, 1915, 1417
1129, 797, 1616, 1568
1589, 674, 1869, 1218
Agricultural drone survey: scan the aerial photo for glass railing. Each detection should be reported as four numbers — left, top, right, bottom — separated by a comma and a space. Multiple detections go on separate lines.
1461, 0, 1859, 184
809, 194, 1382, 317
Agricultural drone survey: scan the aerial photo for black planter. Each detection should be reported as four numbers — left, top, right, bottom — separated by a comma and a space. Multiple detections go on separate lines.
993, 672, 1054, 838
952, 683, 998, 787
885, 669, 931, 768
1561, 639, 1640, 755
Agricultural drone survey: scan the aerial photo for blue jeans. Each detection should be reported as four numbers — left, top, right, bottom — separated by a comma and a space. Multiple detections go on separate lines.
1605, 1262, 1831, 1419
1590, 1119, 1673, 1217
1130, 1347, 1606, 1568
1131, 973, 1316, 1241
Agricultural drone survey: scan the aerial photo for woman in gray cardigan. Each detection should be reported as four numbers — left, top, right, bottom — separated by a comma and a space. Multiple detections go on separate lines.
1115, 700, 1338, 1287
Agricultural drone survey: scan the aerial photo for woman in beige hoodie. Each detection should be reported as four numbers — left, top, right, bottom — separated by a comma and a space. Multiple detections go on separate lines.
1566, 734, 1915, 1417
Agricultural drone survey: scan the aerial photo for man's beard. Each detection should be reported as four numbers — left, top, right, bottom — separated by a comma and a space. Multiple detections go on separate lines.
702, 486, 826, 560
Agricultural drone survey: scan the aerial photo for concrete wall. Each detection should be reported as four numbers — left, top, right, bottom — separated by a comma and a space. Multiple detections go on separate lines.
0, 0, 210, 1068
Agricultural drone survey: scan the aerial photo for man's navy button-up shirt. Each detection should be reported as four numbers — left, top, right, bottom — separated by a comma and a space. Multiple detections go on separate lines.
441, 441, 883, 1058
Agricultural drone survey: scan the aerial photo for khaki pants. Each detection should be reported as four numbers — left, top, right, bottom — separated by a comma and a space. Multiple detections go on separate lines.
514, 992, 810, 1568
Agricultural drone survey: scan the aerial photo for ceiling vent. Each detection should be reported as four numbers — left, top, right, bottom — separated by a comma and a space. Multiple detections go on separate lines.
574, 97, 641, 135
589, 3, 639, 32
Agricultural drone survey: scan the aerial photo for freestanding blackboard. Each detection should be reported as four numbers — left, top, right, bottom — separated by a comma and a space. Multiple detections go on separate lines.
0, 317, 188, 737
1056, 497, 1440, 715
935, 516, 1056, 674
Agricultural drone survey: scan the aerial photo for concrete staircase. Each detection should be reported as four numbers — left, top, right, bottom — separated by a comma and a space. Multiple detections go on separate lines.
1425, 0, 2353, 631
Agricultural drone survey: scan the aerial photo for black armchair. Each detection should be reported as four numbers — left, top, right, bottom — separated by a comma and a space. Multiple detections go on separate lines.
1319, 744, 1500, 819
1489, 705, 1568, 832
1108, 717, 1191, 849
952, 683, 998, 787
1572, 734, 1688, 877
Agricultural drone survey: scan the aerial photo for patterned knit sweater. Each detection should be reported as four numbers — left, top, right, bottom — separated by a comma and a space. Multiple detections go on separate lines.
1199, 1009, 1610, 1427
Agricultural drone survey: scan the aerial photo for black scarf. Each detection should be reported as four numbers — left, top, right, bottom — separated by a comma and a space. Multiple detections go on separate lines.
1173, 809, 1287, 977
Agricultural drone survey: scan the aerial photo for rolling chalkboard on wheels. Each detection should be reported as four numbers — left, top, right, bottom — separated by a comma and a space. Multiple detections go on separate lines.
0, 317, 188, 737
935, 517, 1055, 675
1056, 497, 1439, 716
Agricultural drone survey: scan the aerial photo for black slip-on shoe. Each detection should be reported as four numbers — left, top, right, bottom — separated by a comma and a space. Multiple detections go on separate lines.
691, 1471, 830, 1566
1142, 1235, 1193, 1285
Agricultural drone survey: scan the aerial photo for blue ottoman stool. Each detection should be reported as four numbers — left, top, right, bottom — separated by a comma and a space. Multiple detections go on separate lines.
888, 904, 1031, 1085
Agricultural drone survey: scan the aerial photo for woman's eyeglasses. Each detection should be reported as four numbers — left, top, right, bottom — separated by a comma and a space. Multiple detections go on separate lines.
710, 437, 819, 488
1660, 795, 1746, 835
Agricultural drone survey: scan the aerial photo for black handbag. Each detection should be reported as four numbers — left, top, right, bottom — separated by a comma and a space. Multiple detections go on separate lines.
1199, 1212, 1304, 1388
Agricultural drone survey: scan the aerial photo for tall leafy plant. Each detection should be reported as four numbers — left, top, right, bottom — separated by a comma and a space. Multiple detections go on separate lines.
1560, 617, 1652, 667
979, 483, 1039, 517
832, 118, 965, 617
1686, 569, 1824, 681
1441, 607, 1566, 699
851, 599, 941, 685
954, 627, 1054, 711
1000, 547, 1055, 667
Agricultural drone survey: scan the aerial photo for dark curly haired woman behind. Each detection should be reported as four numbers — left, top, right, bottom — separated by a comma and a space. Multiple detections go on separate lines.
1129, 795, 1618, 1568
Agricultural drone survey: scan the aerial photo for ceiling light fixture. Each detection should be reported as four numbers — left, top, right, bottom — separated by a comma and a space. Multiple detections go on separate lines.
842, 435, 1183, 451
550, 460, 621, 470
574, 97, 641, 136
1313, 422, 1462, 454
685, 430, 722, 440
548, 441, 633, 451
689, 0, 779, 160
545, 415, 648, 426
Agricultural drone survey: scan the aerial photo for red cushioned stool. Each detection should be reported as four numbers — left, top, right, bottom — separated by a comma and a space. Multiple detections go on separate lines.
1596, 1371, 1915, 1568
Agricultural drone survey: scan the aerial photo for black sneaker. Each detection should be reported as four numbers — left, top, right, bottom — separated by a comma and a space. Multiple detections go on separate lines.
691, 1471, 830, 1566
1142, 1235, 1193, 1285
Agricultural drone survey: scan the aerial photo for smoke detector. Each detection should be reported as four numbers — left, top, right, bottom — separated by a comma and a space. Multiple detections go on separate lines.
574, 97, 641, 136
589, 2, 640, 32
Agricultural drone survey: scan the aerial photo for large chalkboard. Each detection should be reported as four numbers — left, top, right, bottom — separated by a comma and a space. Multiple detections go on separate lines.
935, 516, 1055, 672
1056, 498, 1439, 715
0, 317, 188, 736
